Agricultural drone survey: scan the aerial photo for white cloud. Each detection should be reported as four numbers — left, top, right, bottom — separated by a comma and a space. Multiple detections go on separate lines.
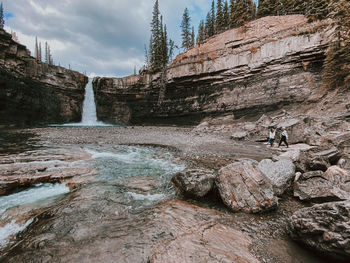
2, 0, 211, 76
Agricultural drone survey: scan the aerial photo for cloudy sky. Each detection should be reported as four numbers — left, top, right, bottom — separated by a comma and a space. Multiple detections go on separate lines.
2, 0, 214, 77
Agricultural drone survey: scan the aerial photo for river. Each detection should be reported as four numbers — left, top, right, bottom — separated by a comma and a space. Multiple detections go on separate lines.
0, 126, 333, 263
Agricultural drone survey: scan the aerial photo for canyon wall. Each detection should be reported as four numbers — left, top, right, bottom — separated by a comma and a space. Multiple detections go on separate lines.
93, 15, 332, 125
0, 29, 88, 126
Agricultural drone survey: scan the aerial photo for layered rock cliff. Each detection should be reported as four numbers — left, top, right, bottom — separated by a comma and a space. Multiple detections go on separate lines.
0, 28, 88, 126
93, 15, 332, 125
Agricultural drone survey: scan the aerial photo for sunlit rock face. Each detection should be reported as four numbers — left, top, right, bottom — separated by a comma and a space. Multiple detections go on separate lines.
0, 29, 88, 126
93, 15, 332, 125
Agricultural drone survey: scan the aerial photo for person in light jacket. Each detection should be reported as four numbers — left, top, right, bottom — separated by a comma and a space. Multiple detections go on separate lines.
278, 127, 289, 148
268, 128, 275, 147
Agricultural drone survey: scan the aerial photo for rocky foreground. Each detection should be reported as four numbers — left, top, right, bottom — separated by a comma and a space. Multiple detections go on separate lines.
0, 123, 349, 262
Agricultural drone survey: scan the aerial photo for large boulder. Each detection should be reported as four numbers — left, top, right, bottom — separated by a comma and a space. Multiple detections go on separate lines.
171, 168, 216, 198
296, 147, 339, 173
293, 167, 350, 202
289, 200, 350, 261
216, 159, 278, 213
258, 159, 295, 196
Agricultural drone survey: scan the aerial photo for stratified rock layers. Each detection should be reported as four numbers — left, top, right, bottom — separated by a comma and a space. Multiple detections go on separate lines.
93, 15, 331, 125
0, 29, 88, 126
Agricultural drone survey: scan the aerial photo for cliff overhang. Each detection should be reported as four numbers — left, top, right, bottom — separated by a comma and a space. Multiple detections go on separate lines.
93, 15, 332, 125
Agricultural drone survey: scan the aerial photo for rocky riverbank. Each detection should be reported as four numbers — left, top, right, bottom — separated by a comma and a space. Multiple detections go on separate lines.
1, 126, 349, 262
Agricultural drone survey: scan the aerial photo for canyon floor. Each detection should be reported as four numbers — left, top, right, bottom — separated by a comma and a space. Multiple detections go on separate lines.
0, 126, 338, 263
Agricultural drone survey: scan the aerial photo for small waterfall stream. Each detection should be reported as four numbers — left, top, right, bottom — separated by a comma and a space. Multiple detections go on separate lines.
80, 78, 106, 126
60, 78, 111, 126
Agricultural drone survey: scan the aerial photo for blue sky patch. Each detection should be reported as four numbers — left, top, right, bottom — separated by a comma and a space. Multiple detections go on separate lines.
5, 12, 14, 20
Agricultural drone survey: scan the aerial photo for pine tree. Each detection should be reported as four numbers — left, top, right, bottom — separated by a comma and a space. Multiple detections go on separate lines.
230, 0, 255, 28
278, 0, 305, 15
305, 0, 331, 21
205, 12, 211, 38
0, 2, 4, 28
45, 42, 48, 64
150, 0, 162, 70
144, 43, 149, 67
168, 39, 175, 62
257, 0, 278, 17
216, 0, 224, 33
205, 1, 216, 38
191, 26, 195, 47
223, 0, 230, 30
229, 0, 236, 28
323, 0, 350, 89
147, 0, 174, 70
162, 23, 169, 65
181, 8, 192, 50
196, 20, 206, 44
39, 42, 42, 62
35, 37, 39, 61
210, 0, 216, 34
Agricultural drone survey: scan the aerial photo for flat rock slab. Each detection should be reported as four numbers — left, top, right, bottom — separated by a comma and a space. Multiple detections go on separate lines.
289, 200, 350, 261
149, 224, 260, 263
216, 159, 278, 213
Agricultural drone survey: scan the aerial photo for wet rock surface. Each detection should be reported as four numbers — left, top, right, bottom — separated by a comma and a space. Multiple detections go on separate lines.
0, 126, 343, 263
289, 200, 350, 261
0, 147, 96, 196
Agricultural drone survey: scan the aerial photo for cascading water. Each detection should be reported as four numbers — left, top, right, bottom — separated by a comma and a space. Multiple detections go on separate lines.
60, 78, 111, 126
80, 78, 106, 126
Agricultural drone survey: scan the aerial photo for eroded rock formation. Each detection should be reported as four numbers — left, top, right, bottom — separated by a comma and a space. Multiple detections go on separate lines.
93, 15, 332, 125
0, 29, 88, 126
289, 200, 350, 261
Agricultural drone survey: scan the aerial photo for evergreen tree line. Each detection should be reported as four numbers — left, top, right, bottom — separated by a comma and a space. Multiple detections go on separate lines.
257, 0, 332, 21
323, 0, 350, 89
146, 0, 175, 72
189, 0, 334, 48
35, 37, 54, 65
0, 2, 5, 28
189, 0, 257, 48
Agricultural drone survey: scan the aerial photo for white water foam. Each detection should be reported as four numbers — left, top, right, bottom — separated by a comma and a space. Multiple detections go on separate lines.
0, 183, 70, 214
86, 147, 185, 171
0, 218, 34, 248
85, 149, 138, 163
126, 192, 165, 201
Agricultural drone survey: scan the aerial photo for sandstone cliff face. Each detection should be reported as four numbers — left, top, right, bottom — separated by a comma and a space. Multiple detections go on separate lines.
93, 15, 332, 125
0, 29, 88, 126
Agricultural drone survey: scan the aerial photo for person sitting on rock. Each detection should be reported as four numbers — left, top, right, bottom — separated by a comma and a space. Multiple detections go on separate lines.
278, 127, 289, 148
268, 128, 275, 147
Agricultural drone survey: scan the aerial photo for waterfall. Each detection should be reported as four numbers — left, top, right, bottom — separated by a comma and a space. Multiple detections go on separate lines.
59, 78, 111, 126
80, 78, 101, 125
